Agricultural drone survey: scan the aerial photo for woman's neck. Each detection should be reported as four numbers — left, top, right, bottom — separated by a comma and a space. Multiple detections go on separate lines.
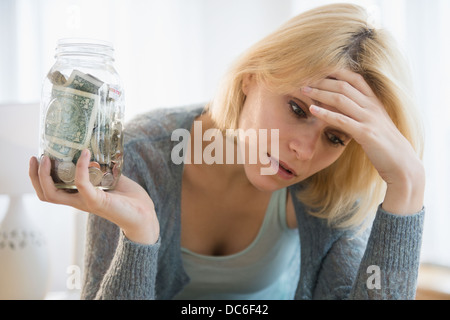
186, 112, 253, 191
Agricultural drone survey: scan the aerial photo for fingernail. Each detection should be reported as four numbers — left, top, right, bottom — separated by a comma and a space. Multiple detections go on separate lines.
302, 86, 312, 93
82, 149, 89, 158
310, 105, 321, 113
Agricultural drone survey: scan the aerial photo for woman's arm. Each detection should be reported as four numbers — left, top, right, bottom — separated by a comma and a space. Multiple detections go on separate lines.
301, 69, 425, 299
81, 214, 121, 299
349, 206, 425, 299
312, 205, 424, 300
81, 213, 161, 300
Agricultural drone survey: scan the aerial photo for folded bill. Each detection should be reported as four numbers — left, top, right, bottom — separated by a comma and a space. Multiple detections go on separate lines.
64, 69, 104, 94
45, 85, 99, 150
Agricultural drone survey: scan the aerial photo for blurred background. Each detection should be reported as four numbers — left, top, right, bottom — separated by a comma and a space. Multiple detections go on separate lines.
0, 0, 449, 299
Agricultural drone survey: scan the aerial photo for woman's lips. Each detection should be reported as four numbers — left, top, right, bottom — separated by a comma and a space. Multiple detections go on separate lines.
267, 154, 297, 179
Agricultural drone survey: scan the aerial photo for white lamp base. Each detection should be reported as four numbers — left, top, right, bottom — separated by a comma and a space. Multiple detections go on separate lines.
0, 195, 50, 299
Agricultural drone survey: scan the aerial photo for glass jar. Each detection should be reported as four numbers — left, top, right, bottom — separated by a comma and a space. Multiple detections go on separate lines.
39, 38, 124, 190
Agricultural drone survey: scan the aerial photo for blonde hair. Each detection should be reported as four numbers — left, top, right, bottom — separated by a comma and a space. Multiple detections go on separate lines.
207, 3, 424, 230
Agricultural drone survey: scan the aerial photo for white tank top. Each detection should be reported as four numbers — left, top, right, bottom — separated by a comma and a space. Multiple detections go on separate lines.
174, 188, 300, 300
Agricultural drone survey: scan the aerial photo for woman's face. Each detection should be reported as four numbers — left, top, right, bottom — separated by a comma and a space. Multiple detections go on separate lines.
237, 74, 352, 191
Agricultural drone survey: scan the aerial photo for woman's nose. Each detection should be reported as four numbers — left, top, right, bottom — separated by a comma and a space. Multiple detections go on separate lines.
288, 130, 320, 161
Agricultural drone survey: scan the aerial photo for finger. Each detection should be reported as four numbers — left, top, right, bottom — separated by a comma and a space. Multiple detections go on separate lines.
328, 69, 375, 97
37, 155, 86, 208
74, 149, 104, 211
29, 156, 45, 201
309, 104, 360, 139
37, 155, 59, 201
310, 77, 368, 108
302, 86, 364, 121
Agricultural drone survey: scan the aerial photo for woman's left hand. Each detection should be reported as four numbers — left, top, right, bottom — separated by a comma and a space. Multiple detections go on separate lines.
302, 69, 425, 215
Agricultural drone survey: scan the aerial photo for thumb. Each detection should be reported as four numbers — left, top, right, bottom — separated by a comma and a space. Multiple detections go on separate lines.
74, 149, 104, 211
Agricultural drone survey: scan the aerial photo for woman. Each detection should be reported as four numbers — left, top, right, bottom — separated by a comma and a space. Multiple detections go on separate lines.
29, 3, 425, 300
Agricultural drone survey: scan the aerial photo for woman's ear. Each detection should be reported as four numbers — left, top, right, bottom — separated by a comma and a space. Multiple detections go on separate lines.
242, 74, 254, 96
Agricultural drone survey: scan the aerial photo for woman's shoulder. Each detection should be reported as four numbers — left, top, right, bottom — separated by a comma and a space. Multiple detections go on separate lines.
121, 104, 205, 191
124, 104, 206, 145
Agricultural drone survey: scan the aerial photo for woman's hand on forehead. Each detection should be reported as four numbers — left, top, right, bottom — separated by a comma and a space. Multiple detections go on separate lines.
301, 69, 384, 145
301, 69, 425, 215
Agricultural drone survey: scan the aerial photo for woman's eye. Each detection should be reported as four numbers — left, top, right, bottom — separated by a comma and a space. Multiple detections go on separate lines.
327, 132, 346, 147
288, 100, 307, 118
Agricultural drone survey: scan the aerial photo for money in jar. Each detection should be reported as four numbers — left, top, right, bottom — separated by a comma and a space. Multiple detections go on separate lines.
39, 39, 125, 190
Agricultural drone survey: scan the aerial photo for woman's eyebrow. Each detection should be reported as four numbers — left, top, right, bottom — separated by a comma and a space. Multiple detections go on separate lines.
329, 127, 352, 141
292, 96, 308, 107
291, 96, 322, 114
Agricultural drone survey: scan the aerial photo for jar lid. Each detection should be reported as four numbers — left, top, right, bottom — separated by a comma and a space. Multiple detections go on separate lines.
55, 38, 114, 60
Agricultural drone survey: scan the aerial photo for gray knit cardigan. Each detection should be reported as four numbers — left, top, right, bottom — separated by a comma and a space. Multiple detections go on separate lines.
80, 105, 425, 300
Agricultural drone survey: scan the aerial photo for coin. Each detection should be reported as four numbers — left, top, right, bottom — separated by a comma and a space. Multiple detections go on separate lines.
90, 130, 108, 164
88, 167, 103, 186
109, 121, 122, 155
88, 161, 101, 169
101, 172, 115, 187
111, 160, 122, 178
57, 161, 76, 183
47, 70, 67, 85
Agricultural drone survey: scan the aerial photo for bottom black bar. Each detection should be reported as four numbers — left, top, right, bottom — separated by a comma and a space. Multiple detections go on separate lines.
0, 299, 428, 318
